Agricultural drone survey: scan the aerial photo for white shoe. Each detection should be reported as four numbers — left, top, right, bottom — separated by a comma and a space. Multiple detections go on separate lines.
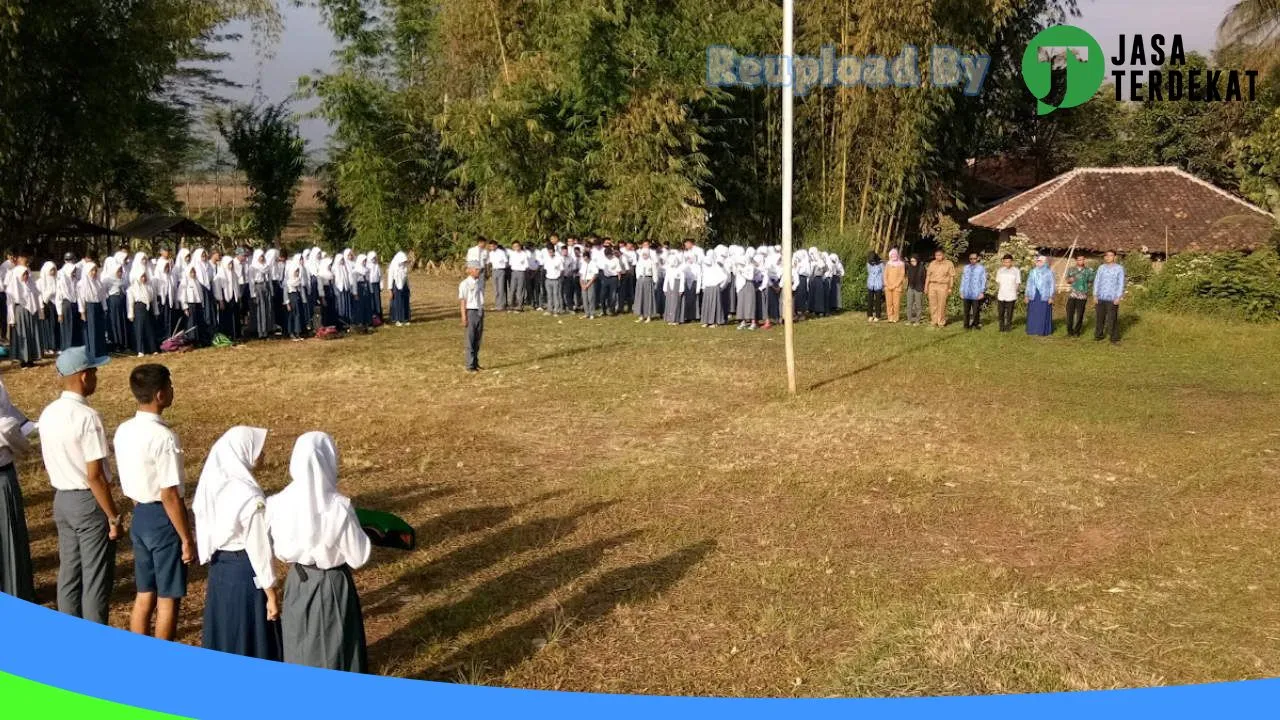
137, 353, 144, 358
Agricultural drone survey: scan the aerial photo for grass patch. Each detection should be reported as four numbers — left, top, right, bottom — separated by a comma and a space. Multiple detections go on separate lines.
8, 271, 1280, 696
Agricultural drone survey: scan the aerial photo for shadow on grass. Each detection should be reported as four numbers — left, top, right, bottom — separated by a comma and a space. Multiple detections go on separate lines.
369, 528, 645, 672
362, 500, 617, 619
424, 539, 716, 682
489, 341, 631, 370
807, 331, 964, 391
352, 485, 461, 517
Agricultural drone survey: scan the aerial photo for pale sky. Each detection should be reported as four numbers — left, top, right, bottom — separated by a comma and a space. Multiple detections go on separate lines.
212, 0, 1240, 151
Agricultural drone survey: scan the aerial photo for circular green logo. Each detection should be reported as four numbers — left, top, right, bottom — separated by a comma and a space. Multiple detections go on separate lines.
1022, 25, 1105, 115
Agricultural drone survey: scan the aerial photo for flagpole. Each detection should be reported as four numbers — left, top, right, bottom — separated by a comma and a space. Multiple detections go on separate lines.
781, 0, 797, 395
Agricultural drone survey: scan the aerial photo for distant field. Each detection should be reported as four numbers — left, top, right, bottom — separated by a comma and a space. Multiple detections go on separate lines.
7, 277, 1280, 697
175, 177, 322, 246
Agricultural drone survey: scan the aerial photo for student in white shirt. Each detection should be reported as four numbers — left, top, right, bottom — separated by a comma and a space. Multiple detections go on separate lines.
266, 432, 372, 672
698, 256, 728, 327
633, 246, 659, 323
995, 253, 1022, 333
387, 251, 412, 326
543, 245, 565, 316
127, 270, 159, 356
39, 347, 120, 625
0, 378, 35, 601
115, 364, 192, 641
599, 247, 623, 316
579, 251, 600, 320
194, 426, 280, 661
465, 238, 489, 271
661, 251, 685, 325
487, 240, 509, 311
459, 261, 486, 372
559, 244, 577, 313
507, 242, 529, 312
178, 265, 208, 347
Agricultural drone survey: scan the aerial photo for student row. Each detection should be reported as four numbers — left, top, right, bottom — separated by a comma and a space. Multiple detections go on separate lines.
0, 356, 374, 673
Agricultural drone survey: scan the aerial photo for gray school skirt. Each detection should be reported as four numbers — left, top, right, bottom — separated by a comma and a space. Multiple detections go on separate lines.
282, 563, 367, 673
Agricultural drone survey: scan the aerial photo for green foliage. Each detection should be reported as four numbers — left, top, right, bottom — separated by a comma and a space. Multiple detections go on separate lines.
216, 102, 307, 245
1236, 107, 1280, 214
930, 216, 971, 262
0, 0, 278, 245
1142, 249, 1280, 321
314, 170, 356, 250
1122, 252, 1154, 285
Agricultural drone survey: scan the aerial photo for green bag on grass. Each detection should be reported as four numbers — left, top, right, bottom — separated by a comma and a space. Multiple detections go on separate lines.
211, 333, 233, 348
355, 508, 416, 551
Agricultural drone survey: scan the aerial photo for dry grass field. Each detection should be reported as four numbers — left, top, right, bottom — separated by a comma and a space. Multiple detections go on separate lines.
7, 274, 1280, 697
175, 177, 323, 246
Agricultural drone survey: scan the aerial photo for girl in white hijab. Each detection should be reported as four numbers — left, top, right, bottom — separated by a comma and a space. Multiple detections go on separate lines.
386, 252, 411, 326
661, 251, 685, 325
214, 257, 239, 340
316, 256, 337, 328
195, 426, 280, 661
365, 251, 383, 320
56, 261, 80, 350
284, 255, 309, 341
6, 265, 44, 366
248, 250, 274, 339
349, 254, 370, 327
698, 255, 728, 327
36, 262, 59, 353
267, 432, 371, 672
76, 261, 109, 358
126, 267, 158, 356
332, 254, 353, 327
153, 257, 176, 337
103, 258, 129, 352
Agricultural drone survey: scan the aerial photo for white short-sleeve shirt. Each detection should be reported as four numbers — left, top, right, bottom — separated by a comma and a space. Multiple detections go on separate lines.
114, 411, 186, 504
458, 276, 485, 310
38, 392, 111, 491
995, 267, 1022, 302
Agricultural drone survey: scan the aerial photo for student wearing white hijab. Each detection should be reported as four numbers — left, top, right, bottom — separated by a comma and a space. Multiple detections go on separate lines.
102, 257, 129, 352
0, 377, 35, 600
387, 252, 411, 326
56, 256, 82, 350
698, 256, 728, 327
126, 268, 158, 356
734, 254, 760, 331
266, 432, 371, 673
366, 251, 383, 320
350, 254, 372, 327
285, 256, 309, 341
215, 257, 240, 340
661, 251, 685, 325
316, 256, 338, 328
37, 261, 59, 353
77, 261, 110, 359
195, 427, 281, 661
807, 247, 829, 317
177, 264, 209, 347
7, 260, 44, 366
249, 250, 274, 339
632, 245, 659, 323
331, 254, 353, 328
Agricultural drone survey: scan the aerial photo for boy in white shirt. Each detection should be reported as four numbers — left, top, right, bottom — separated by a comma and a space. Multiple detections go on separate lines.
40, 348, 120, 624
459, 262, 486, 372
115, 364, 192, 640
994, 254, 1022, 333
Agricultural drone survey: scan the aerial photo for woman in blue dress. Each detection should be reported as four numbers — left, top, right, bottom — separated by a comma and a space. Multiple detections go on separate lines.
1025, 255, 1056, 337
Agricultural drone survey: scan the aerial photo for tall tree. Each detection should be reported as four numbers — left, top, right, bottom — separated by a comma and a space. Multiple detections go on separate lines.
1218, 0, 1280, 71
216, 102, 308, 245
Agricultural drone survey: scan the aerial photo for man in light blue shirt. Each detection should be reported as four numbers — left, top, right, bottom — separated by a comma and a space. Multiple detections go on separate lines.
1093, 250, 1126, 344
959, 253, 988, 330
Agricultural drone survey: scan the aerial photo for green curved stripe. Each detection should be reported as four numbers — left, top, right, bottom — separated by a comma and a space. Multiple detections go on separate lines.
0, 671, 189, 718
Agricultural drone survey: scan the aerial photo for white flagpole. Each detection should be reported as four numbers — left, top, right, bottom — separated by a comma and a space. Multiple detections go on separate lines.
781, 0, 797, 395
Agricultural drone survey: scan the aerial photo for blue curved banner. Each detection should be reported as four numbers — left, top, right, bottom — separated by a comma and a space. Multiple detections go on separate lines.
0, 592, 1274, 718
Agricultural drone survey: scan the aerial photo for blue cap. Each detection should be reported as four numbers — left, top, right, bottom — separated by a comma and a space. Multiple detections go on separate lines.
56, 347, 110, 377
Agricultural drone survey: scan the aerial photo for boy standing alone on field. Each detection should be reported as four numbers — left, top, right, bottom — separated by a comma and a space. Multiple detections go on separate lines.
115, 364, 192, 640
460, 261, 485, 372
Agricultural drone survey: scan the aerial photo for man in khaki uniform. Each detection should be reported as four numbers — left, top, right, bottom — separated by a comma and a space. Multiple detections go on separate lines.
925, 250, 955, 327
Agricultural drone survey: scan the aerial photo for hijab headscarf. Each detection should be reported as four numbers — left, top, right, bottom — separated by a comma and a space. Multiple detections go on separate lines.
194, 427, 269, 565
190, 249, 211, 289
78, 262, 104, 303
1026, 255, 1055, 300
129, 252, 149, 283
56, 262, 79, 304
888, 249, 904, 267
10, 266, 40, 315
265, 432, 371, 570
387, 252, 409, 290
37, 262, 58, 305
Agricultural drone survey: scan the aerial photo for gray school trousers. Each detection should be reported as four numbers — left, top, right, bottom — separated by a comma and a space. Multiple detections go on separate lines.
493, 269, 509, 310
465, 309, 484, 370
54, 489, 115, 624
907, 289, 925, 323
509, 270, 527, 310
546, 277, 563, 314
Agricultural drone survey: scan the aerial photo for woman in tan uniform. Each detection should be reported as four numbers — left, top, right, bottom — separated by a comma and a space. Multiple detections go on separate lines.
883, 249, 906, 323
925, 250, 955, 327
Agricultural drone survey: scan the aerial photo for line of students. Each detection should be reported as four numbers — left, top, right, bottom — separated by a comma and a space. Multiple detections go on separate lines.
467, 237, 847, 329
865, 249, 1128, 342
0, 351, 373, 673
4, 246, 414, 364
